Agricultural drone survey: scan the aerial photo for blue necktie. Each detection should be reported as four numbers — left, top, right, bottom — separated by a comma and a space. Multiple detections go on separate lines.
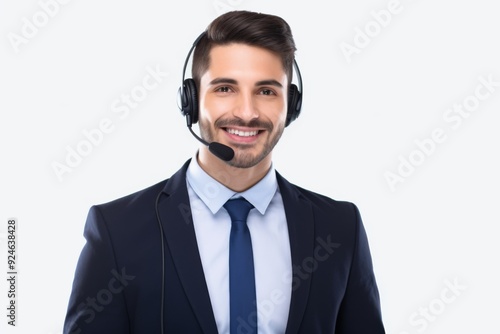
224, 198, 257, 334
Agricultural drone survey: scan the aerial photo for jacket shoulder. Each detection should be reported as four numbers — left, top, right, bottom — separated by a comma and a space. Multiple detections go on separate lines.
96, 178, 169, 213
277, 172, 359, 216
297, 184, 355, 210
95, 159, 191, 214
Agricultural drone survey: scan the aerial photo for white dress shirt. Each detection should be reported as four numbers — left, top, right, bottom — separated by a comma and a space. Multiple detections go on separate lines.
186, 155, 292, 334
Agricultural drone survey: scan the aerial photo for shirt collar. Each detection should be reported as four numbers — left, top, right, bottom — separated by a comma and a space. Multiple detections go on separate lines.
186, 154, 277, 215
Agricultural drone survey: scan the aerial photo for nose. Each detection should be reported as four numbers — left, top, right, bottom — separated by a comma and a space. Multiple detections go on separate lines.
232, 91, 259, 122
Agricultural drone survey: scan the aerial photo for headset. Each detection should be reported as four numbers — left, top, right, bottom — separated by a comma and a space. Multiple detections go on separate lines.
177, 31, 304, 128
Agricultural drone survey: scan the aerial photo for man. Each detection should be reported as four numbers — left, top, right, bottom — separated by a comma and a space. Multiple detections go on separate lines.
64, 10, 385, 334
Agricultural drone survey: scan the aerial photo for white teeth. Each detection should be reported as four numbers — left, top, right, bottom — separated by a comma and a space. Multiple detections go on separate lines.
226, 128, 258, 137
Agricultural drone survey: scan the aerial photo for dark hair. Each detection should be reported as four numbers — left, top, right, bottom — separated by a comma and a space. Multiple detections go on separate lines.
192, 10, 297, 87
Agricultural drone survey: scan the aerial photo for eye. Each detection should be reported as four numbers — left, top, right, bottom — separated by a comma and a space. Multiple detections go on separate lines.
259, 89, 276, 96
215, 86, 232, 93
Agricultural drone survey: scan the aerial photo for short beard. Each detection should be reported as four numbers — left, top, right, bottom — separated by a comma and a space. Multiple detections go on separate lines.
199, 117, 285, 168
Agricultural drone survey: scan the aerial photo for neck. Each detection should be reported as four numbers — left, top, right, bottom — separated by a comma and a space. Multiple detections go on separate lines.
197, 147, 272, 192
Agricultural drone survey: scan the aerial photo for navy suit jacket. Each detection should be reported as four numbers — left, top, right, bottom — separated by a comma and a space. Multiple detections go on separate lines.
64, 160, 385, 333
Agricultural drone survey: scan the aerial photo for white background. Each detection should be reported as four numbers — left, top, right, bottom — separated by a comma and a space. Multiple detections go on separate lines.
1, 0, 499, 333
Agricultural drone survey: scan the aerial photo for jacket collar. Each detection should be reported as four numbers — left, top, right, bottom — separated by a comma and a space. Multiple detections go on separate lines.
157, 159, 219, 333
276, 172, 315, 334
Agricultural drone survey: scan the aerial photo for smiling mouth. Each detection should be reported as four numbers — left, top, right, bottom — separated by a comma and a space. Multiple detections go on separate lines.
224, 128, 260, 137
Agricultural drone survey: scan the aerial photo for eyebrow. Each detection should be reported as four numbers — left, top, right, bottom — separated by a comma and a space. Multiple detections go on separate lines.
209, 77, 284, 88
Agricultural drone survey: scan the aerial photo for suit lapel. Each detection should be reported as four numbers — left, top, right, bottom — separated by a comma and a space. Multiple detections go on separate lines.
277, 172, 315, 334
156, 160, 218, 333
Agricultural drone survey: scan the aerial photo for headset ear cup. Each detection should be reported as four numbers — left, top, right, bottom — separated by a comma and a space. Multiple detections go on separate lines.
182, 79, 199, 125
286, 84, 302, 127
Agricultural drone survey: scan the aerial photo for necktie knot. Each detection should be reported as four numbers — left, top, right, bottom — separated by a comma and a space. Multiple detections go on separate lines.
224, 198, 254, 223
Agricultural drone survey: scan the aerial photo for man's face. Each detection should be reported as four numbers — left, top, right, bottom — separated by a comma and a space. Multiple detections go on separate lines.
198, 43, 288, 169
